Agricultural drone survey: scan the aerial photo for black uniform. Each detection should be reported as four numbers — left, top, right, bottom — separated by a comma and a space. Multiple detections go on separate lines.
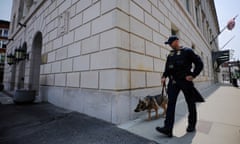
162, 47, 204, 130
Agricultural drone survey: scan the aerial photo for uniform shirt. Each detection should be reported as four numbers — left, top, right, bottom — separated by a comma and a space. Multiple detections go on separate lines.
162, 47, 203, 80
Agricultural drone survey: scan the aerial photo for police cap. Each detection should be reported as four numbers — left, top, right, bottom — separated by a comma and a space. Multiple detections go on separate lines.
164, 35, 179, 45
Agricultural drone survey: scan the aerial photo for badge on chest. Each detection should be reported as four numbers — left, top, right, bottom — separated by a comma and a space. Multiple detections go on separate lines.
177, 51, 181, 55
170, 50, 181, 56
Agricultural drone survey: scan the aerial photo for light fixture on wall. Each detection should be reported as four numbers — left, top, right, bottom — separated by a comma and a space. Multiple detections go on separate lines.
0, 53, 5, 65
7, 54, 15, 65
15, 48, 29, 61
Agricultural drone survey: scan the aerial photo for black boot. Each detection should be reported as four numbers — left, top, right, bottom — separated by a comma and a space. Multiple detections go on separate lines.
155, 127, 173, 137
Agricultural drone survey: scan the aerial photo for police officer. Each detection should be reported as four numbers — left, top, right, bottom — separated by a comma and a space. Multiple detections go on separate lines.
156, 35, 204, 137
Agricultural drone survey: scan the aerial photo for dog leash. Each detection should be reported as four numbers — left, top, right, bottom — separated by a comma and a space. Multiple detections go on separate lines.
161, 82, 167, 97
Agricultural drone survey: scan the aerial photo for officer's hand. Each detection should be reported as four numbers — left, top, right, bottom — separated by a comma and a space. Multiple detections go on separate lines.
161, 78, 166, 85
186, 76, 194, 81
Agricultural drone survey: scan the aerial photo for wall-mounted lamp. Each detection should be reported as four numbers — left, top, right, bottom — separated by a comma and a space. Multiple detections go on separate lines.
0, 53, 5, 65
18, 22, 26, 27
15, 48, 29, 61
7, 54, 15, 65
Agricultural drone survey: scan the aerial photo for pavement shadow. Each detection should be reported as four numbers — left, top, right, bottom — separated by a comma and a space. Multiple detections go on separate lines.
156, 132, 196, 144
174, 132, 196, 144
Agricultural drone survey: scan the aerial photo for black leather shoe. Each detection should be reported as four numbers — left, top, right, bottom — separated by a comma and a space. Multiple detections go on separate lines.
156, 127, 173, 137
186, 126, 196, 132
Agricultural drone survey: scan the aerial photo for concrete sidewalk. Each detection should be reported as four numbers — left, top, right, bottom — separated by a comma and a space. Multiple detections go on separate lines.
118, 84, 240, 144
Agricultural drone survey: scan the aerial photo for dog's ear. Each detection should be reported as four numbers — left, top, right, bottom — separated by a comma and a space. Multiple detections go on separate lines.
138, 99, 142, 102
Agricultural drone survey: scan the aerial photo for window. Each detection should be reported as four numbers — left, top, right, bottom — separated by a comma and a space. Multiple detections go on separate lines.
186, 0, 191, 13
207, 56, 210, 76
0, 29, 9, 37
2, 40, 7, 48
195, 0, 200, 27
202, 11, 206, 36
12, 15, 16, 33
171, 29, 178, 35
191, 44, 195, 50
3, 29, 8, 37
195, 7, 200, 27
201, 52, 205, 76
171, 24, 179, 36
0, 41, 2, 48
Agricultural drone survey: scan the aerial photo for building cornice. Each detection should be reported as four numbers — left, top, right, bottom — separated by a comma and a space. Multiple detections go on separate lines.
9, 0, 46, 41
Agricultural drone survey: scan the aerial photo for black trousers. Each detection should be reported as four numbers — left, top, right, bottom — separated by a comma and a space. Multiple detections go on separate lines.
164, 79, 197, 130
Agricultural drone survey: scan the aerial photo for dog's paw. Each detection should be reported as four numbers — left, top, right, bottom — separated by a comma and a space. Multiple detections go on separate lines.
159, 114, 166, 118
145, 117, 152, 121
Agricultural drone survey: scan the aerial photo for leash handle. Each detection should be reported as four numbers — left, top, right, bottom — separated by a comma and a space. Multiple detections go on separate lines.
161, 82, 167, 96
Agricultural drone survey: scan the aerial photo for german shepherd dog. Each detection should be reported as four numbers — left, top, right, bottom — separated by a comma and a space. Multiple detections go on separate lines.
134, 94, 168, 121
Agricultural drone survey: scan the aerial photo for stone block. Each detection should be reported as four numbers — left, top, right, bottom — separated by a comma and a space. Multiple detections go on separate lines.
91, 48, 129, 70
68, 41, 81, 58
130, 17, 152, 41
114, 9, 129, 31
81, 71, 98, 89
153, 31, 165, 46
46, 74, 54, 85
92, 10, 129, 35
159, 23, 170, 37
48, 29, 58, 42
160, 48, 169, 60
100, 70, 130, 90
73, 55, 90, 71
58, 0, 71, 14
146, 41, 160, 58
130, 52, 153, 71
53, 37, 63, 50
153, 58, 165, 72
130, 71, 146, 89
152, 6, 164, 24
52, 61, 61, 73
74, 23, 91, 41
83, 90, 112, 122
76, 0, 92, 14
54, 73, 66, 86
63, 31, 74, 46
100, 29, 130, 50
130, 1, 144, 22
82, 35, 100, 54
56, 47, 68, 60
101, 0, 130, 14
145, 12, 159, 32
66, 72, 80, 87
132, 0, 151, 14
146, 72, 161, 87
130, 34, 145, 54
83, 2, 100, 23
61, 87, 84, 113
92, 10, 115, 35
69, 12, 83, 31
61, 59, 73, 72
47, 51, 56, 62
111, 94, 131, 124
43, 63, 52, 74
